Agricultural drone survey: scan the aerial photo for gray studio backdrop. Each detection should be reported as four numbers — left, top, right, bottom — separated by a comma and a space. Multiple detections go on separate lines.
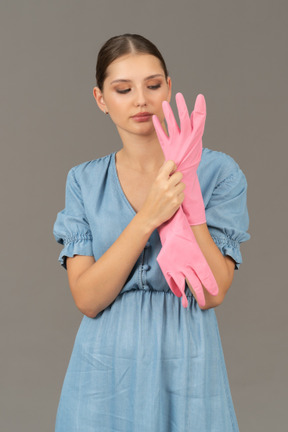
1, 0, 287, 431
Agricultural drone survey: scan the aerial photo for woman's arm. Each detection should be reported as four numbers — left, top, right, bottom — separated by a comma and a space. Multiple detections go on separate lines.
186, 223, 235, 310
67, 212, 155, 318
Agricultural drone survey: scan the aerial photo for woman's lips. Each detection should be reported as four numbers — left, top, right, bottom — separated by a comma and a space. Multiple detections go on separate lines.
131, 112, 152, 122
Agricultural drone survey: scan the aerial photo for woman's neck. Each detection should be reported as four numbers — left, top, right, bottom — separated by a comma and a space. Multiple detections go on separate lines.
116, 133, 166, 174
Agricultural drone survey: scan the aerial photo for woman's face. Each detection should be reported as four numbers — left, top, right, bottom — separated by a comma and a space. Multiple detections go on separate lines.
93, 53, 172, 139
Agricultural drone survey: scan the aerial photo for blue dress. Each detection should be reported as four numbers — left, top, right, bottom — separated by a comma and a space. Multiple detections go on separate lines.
53, 147, 250, 432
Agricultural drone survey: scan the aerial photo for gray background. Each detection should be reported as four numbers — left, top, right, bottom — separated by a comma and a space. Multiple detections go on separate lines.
1, 0, 287, 430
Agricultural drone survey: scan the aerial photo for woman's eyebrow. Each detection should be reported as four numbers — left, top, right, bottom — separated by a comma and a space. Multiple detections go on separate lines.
110, 74, 164, 85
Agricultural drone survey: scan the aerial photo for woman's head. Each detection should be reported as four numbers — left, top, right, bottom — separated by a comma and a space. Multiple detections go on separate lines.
96, 34, 169, 92
93, 34, 171, 141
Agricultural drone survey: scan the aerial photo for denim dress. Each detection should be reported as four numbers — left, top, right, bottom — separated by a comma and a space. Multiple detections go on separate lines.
53, 147, 250, 432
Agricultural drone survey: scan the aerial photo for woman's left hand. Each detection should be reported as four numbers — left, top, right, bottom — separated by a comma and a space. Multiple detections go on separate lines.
152, 92, 207, 226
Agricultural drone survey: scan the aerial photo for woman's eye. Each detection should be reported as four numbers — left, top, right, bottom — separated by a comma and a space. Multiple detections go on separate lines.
148, 84, 161, 90
115, 84, 161, 94
116, 88, 131, 94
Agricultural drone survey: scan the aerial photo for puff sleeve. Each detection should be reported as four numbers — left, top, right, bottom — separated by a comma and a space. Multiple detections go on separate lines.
205, 158, 250, 270
53, 167, 94, 270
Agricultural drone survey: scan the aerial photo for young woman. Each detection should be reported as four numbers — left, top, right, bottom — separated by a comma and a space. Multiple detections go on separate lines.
53, 33, 250, 432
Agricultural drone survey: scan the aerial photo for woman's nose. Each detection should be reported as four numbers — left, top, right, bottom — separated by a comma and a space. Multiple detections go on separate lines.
134, 88, 147, 107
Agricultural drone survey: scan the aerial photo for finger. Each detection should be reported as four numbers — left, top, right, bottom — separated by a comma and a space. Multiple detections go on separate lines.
194, 93, 206, 115
152, 114, 169, 147
167, 271, 185, 298
181, 292, 188, 308
191, 94, 206, 133
162, 100, 180, 139
201, 274, 219, 297
175, 93, 191, 136
192, 262, 219, 297
186, 269, 206, 308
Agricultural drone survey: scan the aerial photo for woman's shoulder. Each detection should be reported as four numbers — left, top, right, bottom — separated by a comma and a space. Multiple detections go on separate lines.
201, 147, 246, 187
202, 147, 241, 171
68, 152, 115, 182
72, 151, 114, 172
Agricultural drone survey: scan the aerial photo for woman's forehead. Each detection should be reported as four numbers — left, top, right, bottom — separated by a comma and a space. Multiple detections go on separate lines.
105, 54, 164, 81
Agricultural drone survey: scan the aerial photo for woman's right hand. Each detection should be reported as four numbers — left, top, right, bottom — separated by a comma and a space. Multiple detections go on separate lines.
139, 160, 186, 230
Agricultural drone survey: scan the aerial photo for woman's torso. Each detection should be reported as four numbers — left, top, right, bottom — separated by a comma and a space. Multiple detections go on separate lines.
55, 147, 248, 295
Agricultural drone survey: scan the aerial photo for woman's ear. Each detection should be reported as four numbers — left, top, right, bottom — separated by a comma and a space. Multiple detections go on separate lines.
93, 87, 108, 114
167, 77, 172, 103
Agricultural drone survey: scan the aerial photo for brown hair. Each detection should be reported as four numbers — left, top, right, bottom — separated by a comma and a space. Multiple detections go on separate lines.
96, 33, 169, 91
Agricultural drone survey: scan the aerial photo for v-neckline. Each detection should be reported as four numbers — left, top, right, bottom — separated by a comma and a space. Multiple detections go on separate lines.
112, 151, 137, 217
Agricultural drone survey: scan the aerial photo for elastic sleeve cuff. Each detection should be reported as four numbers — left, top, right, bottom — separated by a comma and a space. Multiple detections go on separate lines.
58, 233, 93, 270
211, 234, 242, 270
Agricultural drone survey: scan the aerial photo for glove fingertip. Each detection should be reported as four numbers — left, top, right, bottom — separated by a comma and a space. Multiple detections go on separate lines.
182, 294, 188, 308
195, 94, 206, 114
213, 285, 219, 296
199, 276, 219, 297
162, 100, 169, 110
204, 275, 219, 296
152, 113, 159, 125
198, 298, 206, 308
175, 92, 184, 102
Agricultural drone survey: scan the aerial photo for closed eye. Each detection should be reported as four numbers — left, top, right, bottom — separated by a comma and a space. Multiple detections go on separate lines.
116, 88, 131, 94
116, 84, 161, 94
148, 84, 161, 90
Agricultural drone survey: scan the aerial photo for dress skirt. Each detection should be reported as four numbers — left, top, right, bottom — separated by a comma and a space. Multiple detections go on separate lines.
55, 288, 239, 432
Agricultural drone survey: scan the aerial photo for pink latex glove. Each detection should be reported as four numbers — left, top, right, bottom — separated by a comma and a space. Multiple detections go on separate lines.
152, 92, 206, 225
156, 205, 219, 308
153, 93, 219, 307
